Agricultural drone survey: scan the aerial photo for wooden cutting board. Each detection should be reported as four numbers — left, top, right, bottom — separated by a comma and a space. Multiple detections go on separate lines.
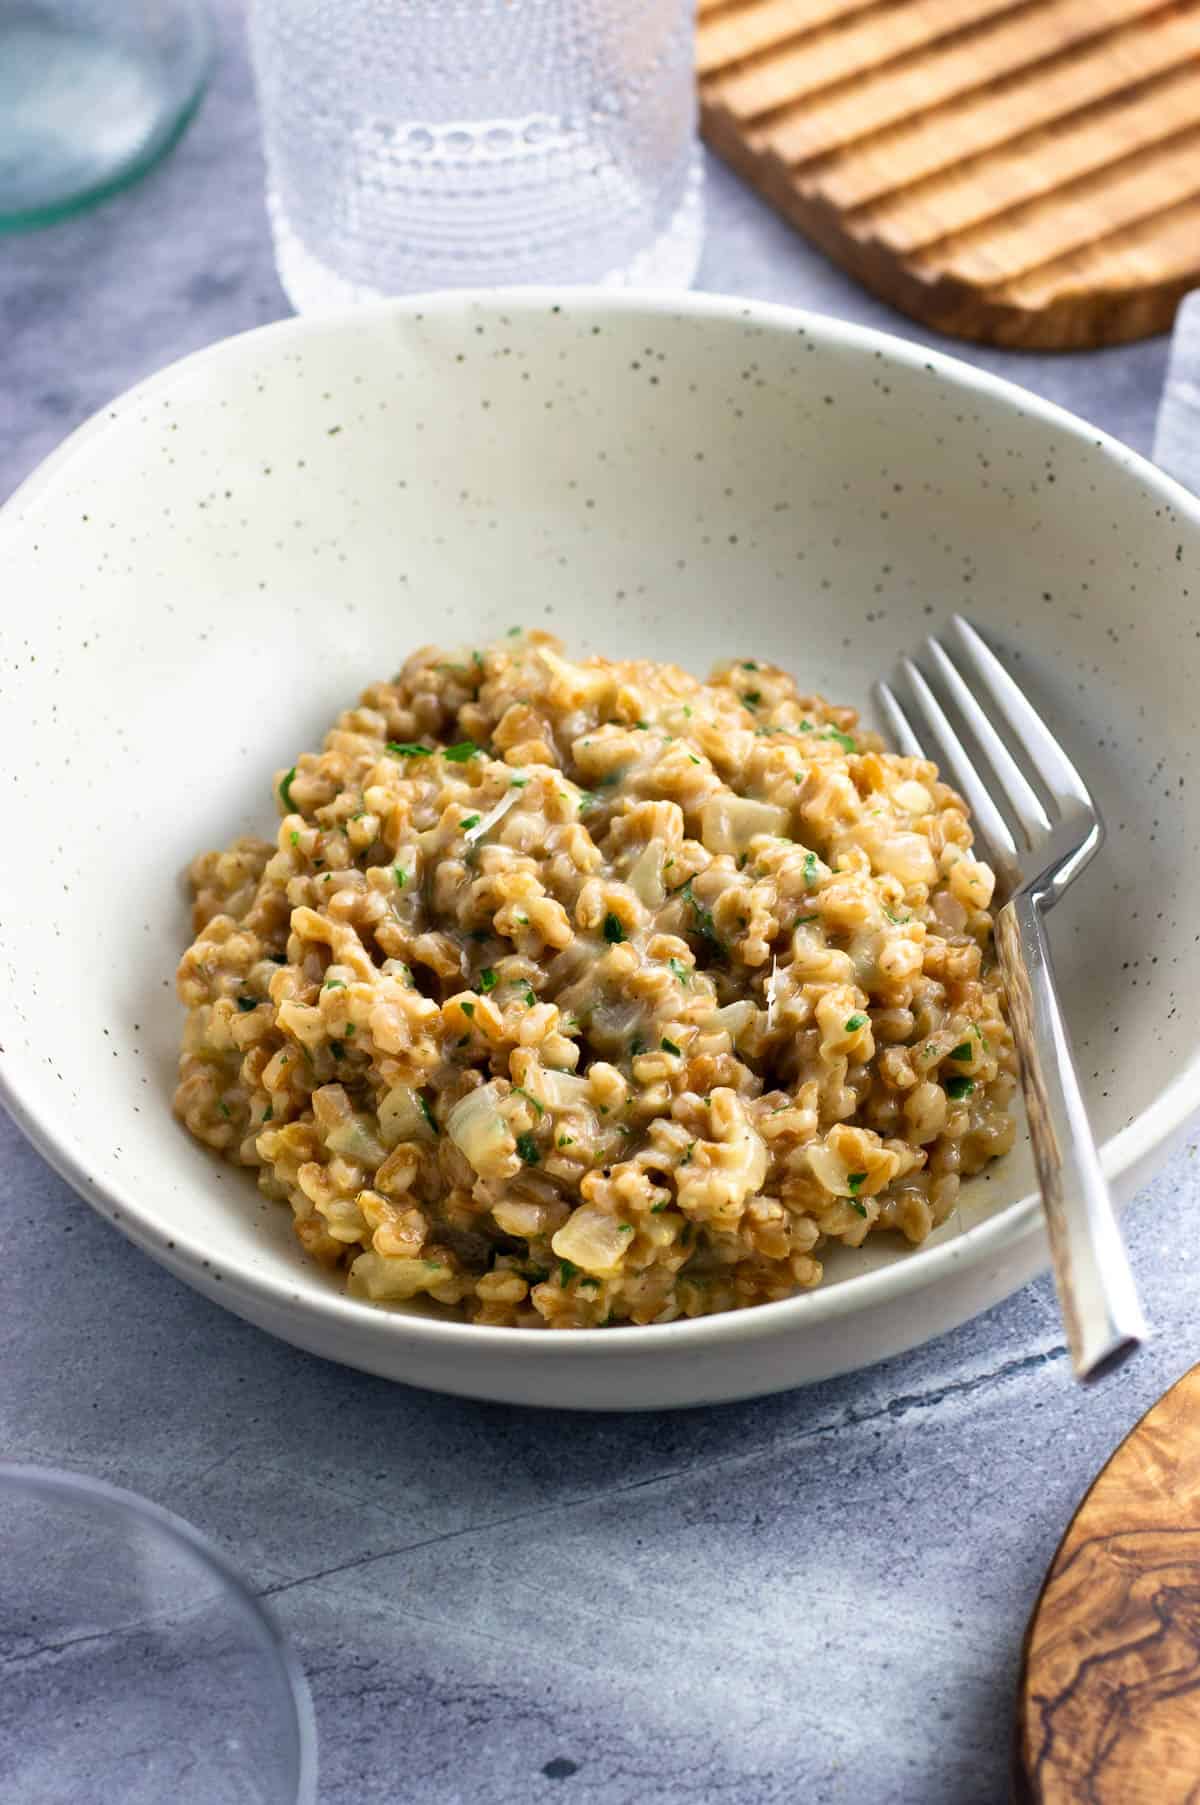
1014, 1363, 1200, 1803
696, 0, 1200, 348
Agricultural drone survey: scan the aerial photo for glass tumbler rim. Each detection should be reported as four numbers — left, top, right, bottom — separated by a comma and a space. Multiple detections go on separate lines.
0, 1460, 318, 1805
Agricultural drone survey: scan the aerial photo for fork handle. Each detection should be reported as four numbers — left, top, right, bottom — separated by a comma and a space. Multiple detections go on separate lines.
995, 891, 1149, 1380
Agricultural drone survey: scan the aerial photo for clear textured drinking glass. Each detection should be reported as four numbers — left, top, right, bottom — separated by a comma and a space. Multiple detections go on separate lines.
0, 1464, 317, 1805
248, 0, 703, 311
0, 1, 212, 233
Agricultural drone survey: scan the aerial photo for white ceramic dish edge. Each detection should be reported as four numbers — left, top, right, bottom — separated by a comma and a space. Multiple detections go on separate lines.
3, 288, 1199, 1409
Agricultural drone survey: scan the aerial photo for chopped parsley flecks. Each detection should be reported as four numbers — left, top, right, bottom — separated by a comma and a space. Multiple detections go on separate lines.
679, 879, 722, 953
513, 1086, 544, 1117
845, 1013, 867, 1033
630, 1035, 646, 1056
459, 814, 481, 831
741, 660, 759, 671
330, 1041, 344, 1059
386, 741, 431, 758
289, 830, 300, 847
443, 740, 481, 763
603, 912, 627, 944
279, 766, 297, 810
262, 1105, 273, 1123
847, 1172, 867, 1194
417, 1093, 439, 1134
804, 851, 819, 886
823, 727, 858, 755
479, 967, 497, 992
235, 995, 258, 1013
795, 913, 818, 927
743, 690, 761, 708
217, 1101, 232, 1120
651, 1200, 669, 1213
668, 957, 691, 984
848, 1199, 868, 1218
558, 1135, 575, 1148
323, 978, 346, 990
661, 1037, 682, 1057
949, 1041, 973, 1062
510, 776, 528, 788
945, 1075, 975, 1101
394, 866, 407, 887
522, 984, 537, 1008
461, 1001, 475, 1019
558, 1259, 578, 1285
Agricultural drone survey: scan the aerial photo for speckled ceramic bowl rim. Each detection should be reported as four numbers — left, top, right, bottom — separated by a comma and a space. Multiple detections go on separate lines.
4, 287, 1200, 1359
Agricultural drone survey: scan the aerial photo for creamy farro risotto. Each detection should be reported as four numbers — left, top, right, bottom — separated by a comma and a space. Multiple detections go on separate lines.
175, 630, 1017, 1328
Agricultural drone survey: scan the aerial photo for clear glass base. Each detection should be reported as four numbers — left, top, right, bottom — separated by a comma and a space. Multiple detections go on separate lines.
0, 4, 212, 233
267, 151, 705, 315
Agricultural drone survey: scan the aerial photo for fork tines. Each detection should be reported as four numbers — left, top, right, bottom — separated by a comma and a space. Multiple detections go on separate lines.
874, 616, 1101, 906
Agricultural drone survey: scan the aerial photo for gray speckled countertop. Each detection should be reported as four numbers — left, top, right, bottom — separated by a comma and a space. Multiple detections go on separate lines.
3, 7, 1198, 1802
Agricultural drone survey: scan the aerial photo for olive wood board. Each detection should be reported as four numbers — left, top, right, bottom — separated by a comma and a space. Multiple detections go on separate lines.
1014, 1362, 1200, 1802
696, 0, 1200, 347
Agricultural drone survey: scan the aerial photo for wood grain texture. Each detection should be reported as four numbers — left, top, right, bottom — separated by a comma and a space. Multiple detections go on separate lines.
1014, 1363, 1200, 1803
697, 0, 1200, 346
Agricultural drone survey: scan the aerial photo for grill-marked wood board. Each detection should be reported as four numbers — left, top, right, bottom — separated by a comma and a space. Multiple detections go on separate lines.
697, 0, 1200, 347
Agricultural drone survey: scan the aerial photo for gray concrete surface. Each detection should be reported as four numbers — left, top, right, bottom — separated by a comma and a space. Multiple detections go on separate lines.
3, 6, 1197, 1801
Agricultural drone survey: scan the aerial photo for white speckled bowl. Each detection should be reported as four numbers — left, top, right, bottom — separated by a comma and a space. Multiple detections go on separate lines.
2, 292, 1198, 1410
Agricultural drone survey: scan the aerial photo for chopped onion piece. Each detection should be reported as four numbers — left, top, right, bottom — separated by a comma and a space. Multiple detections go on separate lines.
586, 997, 645, 1054
627, 840, 666, 909
542, 1070, 593, 1111
808, 1144, 852, 1196
447, 1083, 512, 1176
379, 1083, 436, 1148
350, 1253, 444, 1302
849, 926, 885, 987
327, 1114, 388, 1166
704, 1000, 757, 1042
552, 1203, 630, 1277
893, 780, 934, 817
873, 833, 937, 885
700, 795, 789, 854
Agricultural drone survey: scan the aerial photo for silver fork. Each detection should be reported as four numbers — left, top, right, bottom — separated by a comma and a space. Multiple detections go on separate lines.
875, 616, 1148, 1382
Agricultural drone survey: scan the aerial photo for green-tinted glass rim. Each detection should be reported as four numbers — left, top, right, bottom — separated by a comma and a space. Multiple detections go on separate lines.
0, 9, 214, 235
